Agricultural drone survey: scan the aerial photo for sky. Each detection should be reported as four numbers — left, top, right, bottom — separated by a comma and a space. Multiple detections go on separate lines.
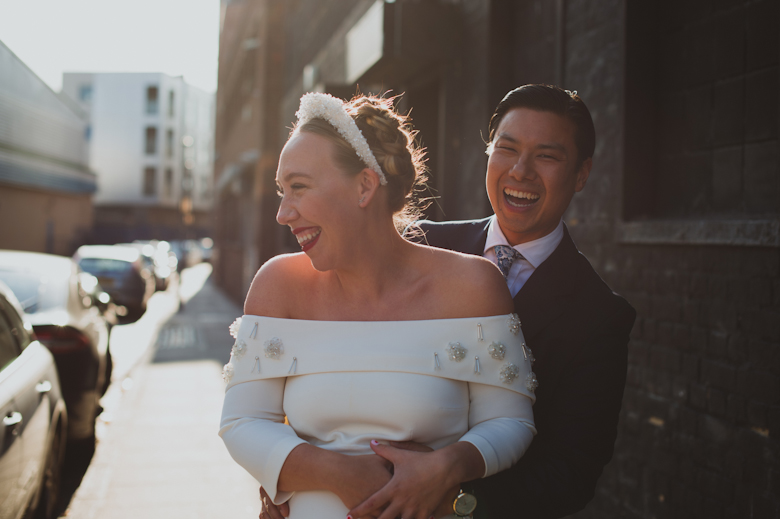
0, 0, 220, 93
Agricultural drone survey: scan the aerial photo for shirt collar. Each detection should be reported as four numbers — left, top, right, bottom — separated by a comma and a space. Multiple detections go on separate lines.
484, 215, 564, 268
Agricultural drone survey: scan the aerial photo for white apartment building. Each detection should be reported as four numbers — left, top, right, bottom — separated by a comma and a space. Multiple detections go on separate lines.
62, 72, 214, 240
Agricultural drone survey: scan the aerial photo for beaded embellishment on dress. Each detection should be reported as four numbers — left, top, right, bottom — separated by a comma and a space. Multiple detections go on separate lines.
222, 363, 234, 382
445, 342, 467, 362
229, 317, 242, 339
232, 340, 247, 359
264, 337, 284, 359
499, 363, 521, 384
526, 372, 539, 392
488, 342, 506, 360
507, 314, 521, 335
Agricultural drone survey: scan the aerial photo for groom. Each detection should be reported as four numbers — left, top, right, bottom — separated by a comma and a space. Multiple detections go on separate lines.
406, 84, 636, 518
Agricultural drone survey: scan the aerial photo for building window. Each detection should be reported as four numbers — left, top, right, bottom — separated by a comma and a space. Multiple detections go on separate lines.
182, 171, 193, 195
146, 86, 159, 114
145, 127, 157, 155
79, 85, 93, 102
625, 0, 779, 220
166, 129, 174, 158
620, 0, 779, 247
164, 168, 173, 198
168, 90, 175, 117
143, 167, 157, 196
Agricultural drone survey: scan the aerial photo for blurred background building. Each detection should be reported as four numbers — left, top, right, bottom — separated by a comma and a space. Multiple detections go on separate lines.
213, 0, 779, 517
0, 39, 96, 255
62, 72, 215, 244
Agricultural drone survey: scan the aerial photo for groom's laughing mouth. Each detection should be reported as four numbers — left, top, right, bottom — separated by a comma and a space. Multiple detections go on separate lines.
504, 188, 540, 208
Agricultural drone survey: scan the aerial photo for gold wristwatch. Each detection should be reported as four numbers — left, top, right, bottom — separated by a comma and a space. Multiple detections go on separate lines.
452, 491, 477, 518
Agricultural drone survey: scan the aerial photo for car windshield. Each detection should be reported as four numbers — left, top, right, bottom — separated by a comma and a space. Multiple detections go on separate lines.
0, 271, 69, 314
79, 258, 132, 274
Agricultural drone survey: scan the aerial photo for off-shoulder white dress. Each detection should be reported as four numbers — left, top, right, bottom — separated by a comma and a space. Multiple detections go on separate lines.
219, 314, 537, 519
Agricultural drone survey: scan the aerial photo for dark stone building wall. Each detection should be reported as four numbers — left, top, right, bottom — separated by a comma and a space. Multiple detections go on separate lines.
559, 1, 780, 517
213, 1, 780, 516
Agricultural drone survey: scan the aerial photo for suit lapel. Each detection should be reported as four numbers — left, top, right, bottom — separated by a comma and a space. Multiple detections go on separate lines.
512, 226, 584, 341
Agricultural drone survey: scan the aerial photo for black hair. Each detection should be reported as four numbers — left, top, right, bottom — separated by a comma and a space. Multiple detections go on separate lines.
488, 84, 596, 164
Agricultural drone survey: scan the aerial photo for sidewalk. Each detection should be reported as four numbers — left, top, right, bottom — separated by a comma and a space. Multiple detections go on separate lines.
64, 269, 259, 519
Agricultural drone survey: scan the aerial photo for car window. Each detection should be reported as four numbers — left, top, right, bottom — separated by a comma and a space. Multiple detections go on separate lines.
78, 258, 132, 274
0, 270, 69, 314
0, 299, 32, 352
0, 306, 20, 372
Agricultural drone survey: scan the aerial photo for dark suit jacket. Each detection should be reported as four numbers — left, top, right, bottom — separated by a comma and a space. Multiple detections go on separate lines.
413, 217, 636, 518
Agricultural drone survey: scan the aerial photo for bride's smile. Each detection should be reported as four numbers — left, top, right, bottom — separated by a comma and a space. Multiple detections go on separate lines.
293, 227, 322, 251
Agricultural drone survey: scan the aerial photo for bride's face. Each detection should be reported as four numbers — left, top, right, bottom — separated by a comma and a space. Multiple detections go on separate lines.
276, 131, 361, 270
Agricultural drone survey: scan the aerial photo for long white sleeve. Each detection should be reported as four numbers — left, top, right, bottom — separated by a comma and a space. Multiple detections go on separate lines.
219, 378, 307, 504
459, 382, 536, 477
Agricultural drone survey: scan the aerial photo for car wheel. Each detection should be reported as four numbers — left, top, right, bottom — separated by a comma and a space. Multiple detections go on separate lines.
34, 421, 65, 519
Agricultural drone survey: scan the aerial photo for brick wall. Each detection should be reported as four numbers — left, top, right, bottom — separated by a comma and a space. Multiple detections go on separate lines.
563, 0, 780, 517
571, 241, 780, 518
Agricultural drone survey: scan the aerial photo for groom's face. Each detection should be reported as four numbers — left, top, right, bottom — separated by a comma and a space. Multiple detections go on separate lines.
486, 108, 591, 245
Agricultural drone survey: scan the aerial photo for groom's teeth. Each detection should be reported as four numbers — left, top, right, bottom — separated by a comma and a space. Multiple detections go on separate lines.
504, 188, 540, 200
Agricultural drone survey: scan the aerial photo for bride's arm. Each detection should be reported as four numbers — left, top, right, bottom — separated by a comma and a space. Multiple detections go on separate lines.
220, 379, 393, 507
459, 382, 536, 476
219, 378, 305, 504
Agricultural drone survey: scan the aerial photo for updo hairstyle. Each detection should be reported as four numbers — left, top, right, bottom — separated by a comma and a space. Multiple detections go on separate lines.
292, 95, 428, 229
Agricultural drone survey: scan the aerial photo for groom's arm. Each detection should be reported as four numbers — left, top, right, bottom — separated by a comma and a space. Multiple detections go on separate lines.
473, 299, 635, 518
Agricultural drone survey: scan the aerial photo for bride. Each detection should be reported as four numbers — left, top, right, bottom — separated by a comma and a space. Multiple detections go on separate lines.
219, 93, 537, 519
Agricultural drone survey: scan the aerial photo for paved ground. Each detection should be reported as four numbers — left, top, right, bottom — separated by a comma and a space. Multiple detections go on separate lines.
63, 265, 260, 519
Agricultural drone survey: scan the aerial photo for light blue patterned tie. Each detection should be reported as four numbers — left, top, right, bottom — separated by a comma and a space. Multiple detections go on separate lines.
494, 245, 523, 279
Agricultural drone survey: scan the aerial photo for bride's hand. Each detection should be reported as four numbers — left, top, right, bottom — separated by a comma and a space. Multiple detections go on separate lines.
330, 453, 394, 516
348, 441, 471, 519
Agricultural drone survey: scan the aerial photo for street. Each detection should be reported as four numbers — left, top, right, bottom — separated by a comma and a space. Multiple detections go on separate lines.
59, 264, 260, 519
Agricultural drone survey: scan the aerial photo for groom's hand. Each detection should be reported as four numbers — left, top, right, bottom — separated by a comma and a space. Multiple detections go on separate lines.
259, 486, 289, 519
391, 441, 460, 518
350, 441, 470, 519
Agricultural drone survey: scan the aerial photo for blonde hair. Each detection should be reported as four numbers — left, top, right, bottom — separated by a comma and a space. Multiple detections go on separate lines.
291, 95, 428, 229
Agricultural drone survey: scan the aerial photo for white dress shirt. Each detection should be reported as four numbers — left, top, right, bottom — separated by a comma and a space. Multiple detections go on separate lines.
483, 216, 565, 297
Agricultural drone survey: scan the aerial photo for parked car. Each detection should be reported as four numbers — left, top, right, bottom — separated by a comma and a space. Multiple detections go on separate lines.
74, 245, 155, 321
0, 251, 112, 442
127, 241, 178, 291
0, 280, 67, 519
168, 239, 203, 271
199, 237, 214, 263
78, 272, 120, 328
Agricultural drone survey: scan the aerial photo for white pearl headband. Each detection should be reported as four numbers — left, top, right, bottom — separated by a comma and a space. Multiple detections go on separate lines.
295, 92, 388, 185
